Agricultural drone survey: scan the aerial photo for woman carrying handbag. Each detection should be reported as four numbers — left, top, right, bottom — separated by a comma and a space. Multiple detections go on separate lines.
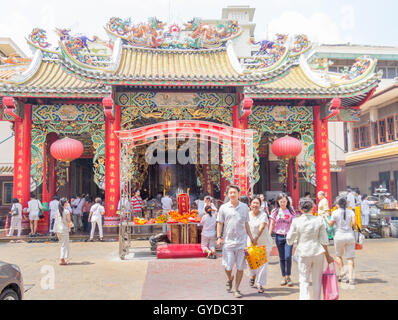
323, 197, 357, 285
287, 197, 334, 300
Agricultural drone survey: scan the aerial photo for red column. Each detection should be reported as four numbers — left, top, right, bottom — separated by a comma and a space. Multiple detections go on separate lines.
287, 158, 300, 209
203, 164, 209, 195
38, 137, 49, 234
104, 104, 121, 229
48, 133, 57, 199
314, 106, 332, 208
13, 120, 24, 203
219, 147, 228, 202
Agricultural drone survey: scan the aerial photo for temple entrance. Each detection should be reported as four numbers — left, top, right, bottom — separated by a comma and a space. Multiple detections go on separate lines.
142, 164, 198, 200
117, 120, 256, 204
56, 158, 103, 199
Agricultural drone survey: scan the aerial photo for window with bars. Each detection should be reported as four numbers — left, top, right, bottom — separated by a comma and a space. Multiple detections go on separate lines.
359, 125, 371, 148
378, 119, 387, 143
395, 115, 398, 140
387, 116, 395, 141
353, 127, 360, 150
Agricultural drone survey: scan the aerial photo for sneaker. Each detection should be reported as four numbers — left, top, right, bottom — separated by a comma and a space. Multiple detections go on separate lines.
286, 277, 293, 287
233, 290, 242, 298
280, 278, 287, 286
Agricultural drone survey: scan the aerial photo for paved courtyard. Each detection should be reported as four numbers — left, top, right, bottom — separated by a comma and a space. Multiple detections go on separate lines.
1, 238, 397, 300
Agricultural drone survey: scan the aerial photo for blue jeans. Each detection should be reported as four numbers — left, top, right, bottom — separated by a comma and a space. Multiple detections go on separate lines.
275, 234, 293, 277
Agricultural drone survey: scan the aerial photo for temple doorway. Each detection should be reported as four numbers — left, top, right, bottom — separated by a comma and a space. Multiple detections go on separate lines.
142, 163, 199, 200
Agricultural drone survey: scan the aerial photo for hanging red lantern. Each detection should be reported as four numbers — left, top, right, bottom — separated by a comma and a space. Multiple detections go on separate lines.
271, 135, 302, 159
50, 137, 84, 163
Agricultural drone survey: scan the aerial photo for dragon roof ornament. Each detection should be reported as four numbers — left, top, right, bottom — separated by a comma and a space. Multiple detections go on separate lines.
104, 17, 242, 49
241, 34, 311, 73
340, 56, 373, 81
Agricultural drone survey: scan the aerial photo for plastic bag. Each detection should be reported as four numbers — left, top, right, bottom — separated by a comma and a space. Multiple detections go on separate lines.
322, 262, 339, 300
355, 229, 365, 250
245, 244, 267, 270
324, 216, 335, 240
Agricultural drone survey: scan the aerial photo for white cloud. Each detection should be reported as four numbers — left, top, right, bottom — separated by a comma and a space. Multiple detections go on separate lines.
265, 11, 342, 44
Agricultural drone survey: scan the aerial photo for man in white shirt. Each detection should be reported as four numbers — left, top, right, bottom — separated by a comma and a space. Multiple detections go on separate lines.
72, 194, 85, 232
195, 194, 205, 216
161, 193, 173, 214
216, 185, 255, 298
346, 190, 357, 209
317, 191, 329, 217
49, 195, 60, 235
118, 197, 131, 214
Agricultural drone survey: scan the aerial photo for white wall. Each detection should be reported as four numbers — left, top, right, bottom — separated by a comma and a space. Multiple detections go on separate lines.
328, 122, 346, 162
0, 121, 14, 164
346, 159, 398, 195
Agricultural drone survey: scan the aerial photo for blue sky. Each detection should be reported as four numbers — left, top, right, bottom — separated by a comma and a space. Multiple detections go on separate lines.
1, 0, 397, 56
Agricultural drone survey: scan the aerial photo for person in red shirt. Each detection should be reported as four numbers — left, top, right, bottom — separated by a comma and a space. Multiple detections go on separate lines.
131, 190, 143, 217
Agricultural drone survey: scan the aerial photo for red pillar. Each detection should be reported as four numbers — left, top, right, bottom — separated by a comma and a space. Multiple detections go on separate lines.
314, 106, 332, 208
48, 133, 58, 199
219, 147, 228, 202
287, 158, 300, 209
104, 103, 121, 230
38, 136, 49, 234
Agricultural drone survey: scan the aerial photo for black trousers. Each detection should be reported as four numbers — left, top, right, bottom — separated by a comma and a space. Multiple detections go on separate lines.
82, 212, 90, 233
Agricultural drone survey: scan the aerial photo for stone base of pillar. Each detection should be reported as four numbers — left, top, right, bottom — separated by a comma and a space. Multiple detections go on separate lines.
103, 216, 120, 235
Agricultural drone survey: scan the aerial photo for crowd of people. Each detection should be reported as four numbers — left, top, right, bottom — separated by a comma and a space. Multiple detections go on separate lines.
5, 184, 388, 300
195, 185, 362, 299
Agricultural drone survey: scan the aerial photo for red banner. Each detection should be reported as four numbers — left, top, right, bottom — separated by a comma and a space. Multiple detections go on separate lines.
177, 193, 190, 214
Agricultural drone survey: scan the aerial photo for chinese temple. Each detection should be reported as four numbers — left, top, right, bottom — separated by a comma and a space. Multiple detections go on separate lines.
0, 11, 381, 233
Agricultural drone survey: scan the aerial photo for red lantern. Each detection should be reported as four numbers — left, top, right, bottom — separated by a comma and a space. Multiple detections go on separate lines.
50, 137, 83, 182
50, 137, 84, 163
271, 135, 302, 159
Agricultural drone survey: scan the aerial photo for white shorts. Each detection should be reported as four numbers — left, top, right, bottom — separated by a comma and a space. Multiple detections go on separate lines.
334, 234, 355, 259
201, 235, 216, 252
29, 212, 39, 221
222, 247, 247, 271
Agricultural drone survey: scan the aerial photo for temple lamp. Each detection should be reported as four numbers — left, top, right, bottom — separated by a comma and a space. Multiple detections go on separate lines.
50, 137, 84, 182
271, 135, 302, 159
271, 135, 302, 190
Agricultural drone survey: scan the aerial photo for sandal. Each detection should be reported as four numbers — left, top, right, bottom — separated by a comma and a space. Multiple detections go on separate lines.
233, 290, 242, 298
226, 277, 234, 292
249, 278, 255, 287
338, 273, 346, 282
257, 286, 265, 293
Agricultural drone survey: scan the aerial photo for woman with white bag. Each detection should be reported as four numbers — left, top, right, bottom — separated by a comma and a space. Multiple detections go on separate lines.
247, 197, 273, 293
8, 198, 23, 237
53, 198, 72, 265
323, 197, 357, 285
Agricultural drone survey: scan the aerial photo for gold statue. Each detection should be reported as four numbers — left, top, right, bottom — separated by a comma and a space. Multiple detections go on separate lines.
164, 167, 171, 191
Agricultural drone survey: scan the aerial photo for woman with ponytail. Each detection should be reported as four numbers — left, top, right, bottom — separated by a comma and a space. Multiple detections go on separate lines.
324, 196, 357, 285
53, 197, 72, 265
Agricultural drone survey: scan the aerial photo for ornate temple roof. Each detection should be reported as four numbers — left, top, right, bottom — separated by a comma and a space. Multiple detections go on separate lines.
245, 57, 382, 107
0, 18, 381, 104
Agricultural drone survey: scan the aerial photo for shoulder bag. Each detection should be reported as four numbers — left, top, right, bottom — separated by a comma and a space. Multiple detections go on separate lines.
38, 200, 44, 219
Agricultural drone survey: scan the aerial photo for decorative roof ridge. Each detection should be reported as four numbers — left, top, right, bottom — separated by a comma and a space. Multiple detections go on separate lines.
299, 54, 335, 88
122, 44, 228, 54
1, 50, 43, 85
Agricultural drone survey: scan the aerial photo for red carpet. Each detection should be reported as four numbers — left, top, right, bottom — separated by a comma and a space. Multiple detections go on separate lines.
157, 244, 207, 259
